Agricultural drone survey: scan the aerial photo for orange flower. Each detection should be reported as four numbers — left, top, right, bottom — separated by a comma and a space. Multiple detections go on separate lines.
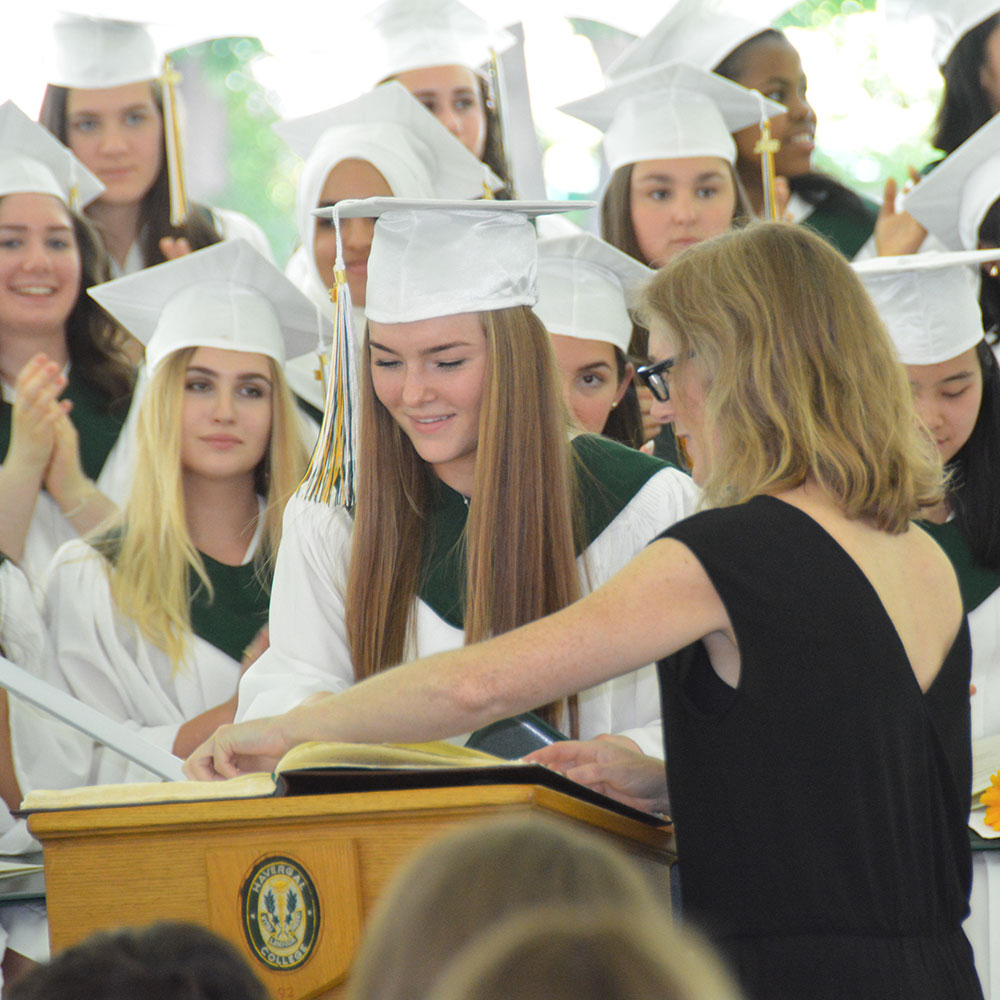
982, 771, 1000, 832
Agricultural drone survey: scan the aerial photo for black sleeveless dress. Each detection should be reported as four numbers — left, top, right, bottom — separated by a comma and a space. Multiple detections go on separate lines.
655, 496, 983, 1000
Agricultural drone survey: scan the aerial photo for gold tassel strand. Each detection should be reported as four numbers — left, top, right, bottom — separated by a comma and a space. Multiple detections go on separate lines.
297, 219, 359, 509
160, 55, 189, 228
754, 93, 781, 221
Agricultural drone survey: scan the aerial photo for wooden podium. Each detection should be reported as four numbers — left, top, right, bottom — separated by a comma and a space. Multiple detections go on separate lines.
28, 782, 675, 1000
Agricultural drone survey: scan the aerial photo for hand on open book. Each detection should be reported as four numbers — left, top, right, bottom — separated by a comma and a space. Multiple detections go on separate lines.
524, 734, 670, 816
183, 716, 291, 780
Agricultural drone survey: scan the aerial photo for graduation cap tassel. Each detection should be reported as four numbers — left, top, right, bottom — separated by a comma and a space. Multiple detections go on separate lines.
297, 212, 359, 509
754, 91, 781, 221
161, 55, 190, 228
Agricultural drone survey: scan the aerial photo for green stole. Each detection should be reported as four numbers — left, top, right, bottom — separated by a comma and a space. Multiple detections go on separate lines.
919, 519, 1000, 613
418, 434, 670, 629
188, 555, 270, 662
0, 370, 131, 480
800, 194, 879, 260
99, 531, 270, 663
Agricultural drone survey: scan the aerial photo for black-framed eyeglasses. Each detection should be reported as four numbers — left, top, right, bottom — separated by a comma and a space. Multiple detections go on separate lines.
636, 357, 676, 403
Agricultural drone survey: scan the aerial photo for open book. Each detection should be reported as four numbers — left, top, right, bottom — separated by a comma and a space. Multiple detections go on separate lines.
22, 739, 666, 827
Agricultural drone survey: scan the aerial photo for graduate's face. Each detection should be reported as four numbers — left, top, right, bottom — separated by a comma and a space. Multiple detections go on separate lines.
906, 347, 984, 465
629, 157, 737, 266
549, 333, 631, 433
392, 64, 488, 160
728, 34, 816, 180
648, 322, 709, 482
313, 159, 392, 307
180, 347, 274, 486
369, 312, 488, 495
65, 82, 163, 207
0, 193, 80, 338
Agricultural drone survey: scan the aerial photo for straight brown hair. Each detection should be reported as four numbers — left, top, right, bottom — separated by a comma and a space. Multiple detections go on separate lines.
346, 306, 581, 731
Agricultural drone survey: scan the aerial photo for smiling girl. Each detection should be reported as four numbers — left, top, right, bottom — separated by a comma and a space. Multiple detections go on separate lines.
609, 2, 879, 260
0, 102, 134, 583
237, 199, 697, 753
42, 241, 309, 782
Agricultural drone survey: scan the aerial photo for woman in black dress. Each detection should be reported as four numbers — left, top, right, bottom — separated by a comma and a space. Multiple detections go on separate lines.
187, 222, 982, 1000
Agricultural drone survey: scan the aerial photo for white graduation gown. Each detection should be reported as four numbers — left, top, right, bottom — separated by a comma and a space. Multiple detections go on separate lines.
238, 464, 699, 757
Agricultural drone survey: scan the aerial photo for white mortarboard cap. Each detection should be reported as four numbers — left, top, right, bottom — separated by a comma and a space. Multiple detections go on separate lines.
882, 0, 1000, 65
362, 0, 515, 84
276, 82, 502, 290
903, 115, 1000, 251
88, 240, 318, 373
534, 233, 652, 355
561, 62, 784, 171
48, 14, 161, 89
853, 249, 1000, 364
317, 198, 590, 324
0, 101, 103, 207
607, 0, 793, 80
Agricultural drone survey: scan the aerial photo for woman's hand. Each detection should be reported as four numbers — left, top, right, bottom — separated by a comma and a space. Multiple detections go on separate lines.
875, 171, 926, 257
525, 734, 670, 815
158, 236, 193, 261
44, 412, 88, 509
184, 716, 292, 780
7, 355, 66, 476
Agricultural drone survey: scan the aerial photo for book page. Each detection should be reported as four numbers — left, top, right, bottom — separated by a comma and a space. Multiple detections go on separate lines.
274, 740, 514, 773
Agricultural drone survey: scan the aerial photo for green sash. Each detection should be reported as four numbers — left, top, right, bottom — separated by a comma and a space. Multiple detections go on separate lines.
919, 519, 1000, 613
0, 371, 131, 481
97, 530, 269, 663
419, 434, 669, 629
801, 195, 878, 260
188, 555, 270, 662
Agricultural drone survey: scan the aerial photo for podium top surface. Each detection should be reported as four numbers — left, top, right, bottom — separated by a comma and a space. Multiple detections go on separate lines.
28, 782, 674, 854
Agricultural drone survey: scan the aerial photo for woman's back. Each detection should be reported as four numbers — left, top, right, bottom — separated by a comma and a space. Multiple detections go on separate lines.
656, 494, 979, 999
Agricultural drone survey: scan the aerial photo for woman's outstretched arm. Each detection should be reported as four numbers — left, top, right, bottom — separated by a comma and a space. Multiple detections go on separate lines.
184, 538, 729, 780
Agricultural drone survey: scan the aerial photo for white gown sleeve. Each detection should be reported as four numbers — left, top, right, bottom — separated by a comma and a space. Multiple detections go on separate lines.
43, 540, 240, 784
237, 497, 357, 720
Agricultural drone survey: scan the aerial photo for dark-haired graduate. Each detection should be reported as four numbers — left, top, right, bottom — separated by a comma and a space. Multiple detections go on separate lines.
858, 250, 1000, 1000
0, 102, 134, 584
607, 0, 879, 260
883, 1, 1000, 159
39, 14, 272, 276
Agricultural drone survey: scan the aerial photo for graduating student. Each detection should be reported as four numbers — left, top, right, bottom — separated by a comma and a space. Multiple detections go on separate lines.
237, 198, 697, 755
362, 0, 515, 196
883, 1, 1000, 157
191, 222, 982, 1000
43, 240, 311, 783
0, 101, 134, 583
39, 14, 272, 276
903, 114, 1000, 336
561, 63, 772, 462
562, 63, 766, 271
533, 232, 650, 450
858, 250, 1000, 1000
276, 81, 501, 327
608, 0, 879, 259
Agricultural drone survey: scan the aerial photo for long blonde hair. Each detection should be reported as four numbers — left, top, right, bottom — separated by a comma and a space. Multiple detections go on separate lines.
104, 348, 308, 670
640, 222, 944, 530
346, 307, 581, 730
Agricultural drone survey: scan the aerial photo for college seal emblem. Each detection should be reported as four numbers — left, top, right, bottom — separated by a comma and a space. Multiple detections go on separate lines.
241, 855, 320, 970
